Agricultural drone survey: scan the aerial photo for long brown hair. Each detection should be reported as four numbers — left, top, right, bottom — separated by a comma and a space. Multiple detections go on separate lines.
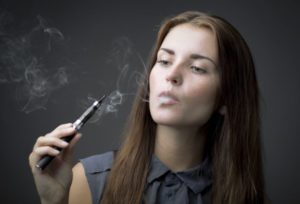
101, 11, 265, 204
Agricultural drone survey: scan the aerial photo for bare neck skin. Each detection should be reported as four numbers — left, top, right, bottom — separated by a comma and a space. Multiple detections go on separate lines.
154, 125, 207, 172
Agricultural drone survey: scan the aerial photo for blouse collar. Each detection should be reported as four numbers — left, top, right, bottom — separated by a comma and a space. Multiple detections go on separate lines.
147, 154, 212, 194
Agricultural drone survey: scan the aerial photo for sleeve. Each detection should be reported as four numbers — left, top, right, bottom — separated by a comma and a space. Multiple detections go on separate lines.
80, 151, 114, 204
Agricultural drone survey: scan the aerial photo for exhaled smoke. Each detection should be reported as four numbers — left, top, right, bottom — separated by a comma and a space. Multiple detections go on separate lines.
1, 9, 148, 118
80, 90, 124, 123
0, 11, 69, 113
97, 90, 123, 119
36, 15, 64, 52
109, 37, 148, 96
80, 37, 148, 124
104, 90, 123, 113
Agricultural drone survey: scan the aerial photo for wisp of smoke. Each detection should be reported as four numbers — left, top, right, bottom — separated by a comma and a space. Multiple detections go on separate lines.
110, 37, 149, 98
0, 10, 148, 119
80, 37, 149, 124
0, 11, 69, 113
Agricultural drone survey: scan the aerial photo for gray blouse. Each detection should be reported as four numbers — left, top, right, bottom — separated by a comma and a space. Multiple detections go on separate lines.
80, 151, 212, 204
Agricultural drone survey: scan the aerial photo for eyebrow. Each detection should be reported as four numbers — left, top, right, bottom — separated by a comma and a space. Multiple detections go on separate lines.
159, 47, 217, 67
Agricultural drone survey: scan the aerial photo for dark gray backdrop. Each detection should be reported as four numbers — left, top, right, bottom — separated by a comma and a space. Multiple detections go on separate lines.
0, 0, 299, 203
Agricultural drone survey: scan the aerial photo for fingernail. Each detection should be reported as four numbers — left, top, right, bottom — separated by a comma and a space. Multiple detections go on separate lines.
54, 149, 60, 154
61, 141, 69, 146
70, 125, 76, 130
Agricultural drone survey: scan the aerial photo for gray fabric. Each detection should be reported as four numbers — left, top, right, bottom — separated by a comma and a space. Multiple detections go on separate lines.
80, 151, 212, 204
79, 152, 113, 204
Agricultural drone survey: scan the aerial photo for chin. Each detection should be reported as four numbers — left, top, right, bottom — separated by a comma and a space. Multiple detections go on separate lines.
152, 115, 185, 127
151, 111, 210, 129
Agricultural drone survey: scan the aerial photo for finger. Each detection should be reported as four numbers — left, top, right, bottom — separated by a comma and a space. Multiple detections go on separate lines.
34, 146, 61, 157
30, 135, 71, 166
29, 146, 61, 169
54, 123, 73, 131
46, 127, 77, 139
33, 136, 69, 150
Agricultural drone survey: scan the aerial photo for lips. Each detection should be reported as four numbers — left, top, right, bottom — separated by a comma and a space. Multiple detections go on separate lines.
158, 91, 179, 105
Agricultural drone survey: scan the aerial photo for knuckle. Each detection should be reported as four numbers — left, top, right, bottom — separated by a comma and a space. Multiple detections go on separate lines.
28, 152, 33, 161
52, 128, 61, 136
36, 136, 44, 143
45, 146, 52, 152
57, 123, 71, 130
32, 148, 39, 154
44, 132, 52, 137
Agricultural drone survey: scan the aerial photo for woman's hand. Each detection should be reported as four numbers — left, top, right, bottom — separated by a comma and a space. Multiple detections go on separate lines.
28, 123, 82, 204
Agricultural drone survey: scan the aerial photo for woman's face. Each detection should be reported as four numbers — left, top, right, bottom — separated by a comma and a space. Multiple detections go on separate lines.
149, 23, 220, 129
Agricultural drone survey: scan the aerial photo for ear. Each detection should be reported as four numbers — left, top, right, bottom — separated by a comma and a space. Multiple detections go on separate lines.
219, 105, 227, 115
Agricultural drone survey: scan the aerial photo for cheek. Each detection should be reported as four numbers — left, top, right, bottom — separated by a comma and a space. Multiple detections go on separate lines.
149, 69, 156, 108
149, 69, 154, 88
185, 78, 220, 114
149, 69, 159, 119
149, 67, 160, 95
191, 81, 218, 102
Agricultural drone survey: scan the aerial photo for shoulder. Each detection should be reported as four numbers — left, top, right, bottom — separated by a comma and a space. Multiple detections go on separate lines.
71, 151, 115, 204
69, 162, 92, 204
80, 151, 114, 174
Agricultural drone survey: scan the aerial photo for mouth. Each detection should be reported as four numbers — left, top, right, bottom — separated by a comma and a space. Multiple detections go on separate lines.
158, 91, 179, 105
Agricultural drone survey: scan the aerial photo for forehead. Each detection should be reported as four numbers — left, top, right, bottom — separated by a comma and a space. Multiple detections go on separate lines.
159, 24, 218, 62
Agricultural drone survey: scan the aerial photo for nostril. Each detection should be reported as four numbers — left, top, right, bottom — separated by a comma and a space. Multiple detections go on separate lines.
167, 77, 181, 85
172, 79, 178, 84
165, 69, 182, 85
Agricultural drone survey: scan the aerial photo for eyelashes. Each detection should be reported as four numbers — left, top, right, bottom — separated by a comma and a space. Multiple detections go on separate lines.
156, 59, 207, 74
156, 59, 170, 66
190, 66, 207, 74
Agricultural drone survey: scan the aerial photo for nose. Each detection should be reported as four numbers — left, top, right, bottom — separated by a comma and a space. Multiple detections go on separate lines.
165, 65, 183, 86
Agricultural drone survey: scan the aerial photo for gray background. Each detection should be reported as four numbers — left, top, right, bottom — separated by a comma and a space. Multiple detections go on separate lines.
0, 0, 299, 203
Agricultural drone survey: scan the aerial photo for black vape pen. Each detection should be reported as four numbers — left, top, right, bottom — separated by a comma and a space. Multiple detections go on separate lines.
36, 95, 106, 170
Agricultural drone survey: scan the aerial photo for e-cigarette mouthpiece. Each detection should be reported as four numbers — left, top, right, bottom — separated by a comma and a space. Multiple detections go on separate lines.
72, 95, 106, 130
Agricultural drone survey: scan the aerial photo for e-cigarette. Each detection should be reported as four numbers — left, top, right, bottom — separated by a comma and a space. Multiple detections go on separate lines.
36, 95, 106, 170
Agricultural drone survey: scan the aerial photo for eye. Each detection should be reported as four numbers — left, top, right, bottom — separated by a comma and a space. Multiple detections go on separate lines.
156, 59, 170, 66
190, 66, 207, 74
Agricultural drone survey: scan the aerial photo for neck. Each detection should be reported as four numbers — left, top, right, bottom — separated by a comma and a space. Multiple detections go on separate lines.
154, 125, 207, 172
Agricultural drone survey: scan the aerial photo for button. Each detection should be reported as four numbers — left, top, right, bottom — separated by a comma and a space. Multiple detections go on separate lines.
165, 173, 179, 186
166, 192, 173, 198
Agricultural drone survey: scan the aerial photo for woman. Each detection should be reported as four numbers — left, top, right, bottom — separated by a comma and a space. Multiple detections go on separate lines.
29, 11, 266, 204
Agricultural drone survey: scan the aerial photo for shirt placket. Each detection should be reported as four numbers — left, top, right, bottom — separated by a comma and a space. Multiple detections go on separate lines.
161, 173, 181, 203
